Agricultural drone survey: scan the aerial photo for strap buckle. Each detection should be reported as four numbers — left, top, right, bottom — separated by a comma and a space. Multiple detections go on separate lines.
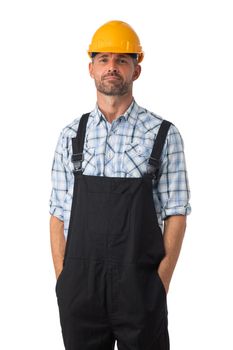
71, 153, 83, 173
147, 157, 161, 178
148, 156, 161, 168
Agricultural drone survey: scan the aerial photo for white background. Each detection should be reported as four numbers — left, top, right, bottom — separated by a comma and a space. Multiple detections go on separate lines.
0, 0, 232, 349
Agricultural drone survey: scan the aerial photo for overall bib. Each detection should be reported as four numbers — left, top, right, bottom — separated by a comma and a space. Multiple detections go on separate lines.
56, 114, 171, 350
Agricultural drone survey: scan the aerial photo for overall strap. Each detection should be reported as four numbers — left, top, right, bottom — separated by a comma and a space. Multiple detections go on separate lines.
147, 120, 172, 179
71, 113, 90, 174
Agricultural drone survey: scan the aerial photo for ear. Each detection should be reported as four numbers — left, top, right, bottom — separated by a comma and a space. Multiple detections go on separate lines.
89, 62, 94, 78
132, 64, 141, 81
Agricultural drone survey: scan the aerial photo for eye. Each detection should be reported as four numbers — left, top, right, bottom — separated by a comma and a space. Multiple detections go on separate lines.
118, 58, 127, 64
98, 57, 108, 63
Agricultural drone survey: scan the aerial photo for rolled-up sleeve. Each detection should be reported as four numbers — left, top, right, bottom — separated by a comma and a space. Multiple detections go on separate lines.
49, 132, 69, 221
157, 124, 191, 219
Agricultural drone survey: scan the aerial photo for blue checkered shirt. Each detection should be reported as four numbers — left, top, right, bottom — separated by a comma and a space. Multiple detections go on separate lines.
49, 100, 191, 239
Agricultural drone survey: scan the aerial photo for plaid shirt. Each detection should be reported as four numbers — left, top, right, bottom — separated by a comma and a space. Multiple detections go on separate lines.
49, 100, 191, 239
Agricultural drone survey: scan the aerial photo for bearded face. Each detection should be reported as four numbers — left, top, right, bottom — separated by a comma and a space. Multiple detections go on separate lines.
89, 53, 141, 97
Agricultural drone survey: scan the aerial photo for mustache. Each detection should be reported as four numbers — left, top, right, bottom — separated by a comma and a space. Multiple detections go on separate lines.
102, 72, 122, 79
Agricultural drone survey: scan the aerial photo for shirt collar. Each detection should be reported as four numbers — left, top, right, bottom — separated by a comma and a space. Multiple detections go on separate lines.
89, 99, 139, 127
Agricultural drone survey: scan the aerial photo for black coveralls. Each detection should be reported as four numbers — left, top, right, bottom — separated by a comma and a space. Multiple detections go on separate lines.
55, 114, 171, 350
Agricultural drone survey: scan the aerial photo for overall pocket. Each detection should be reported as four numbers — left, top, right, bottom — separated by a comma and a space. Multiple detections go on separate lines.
55, 267, 66, 295
154, 270, 167, 297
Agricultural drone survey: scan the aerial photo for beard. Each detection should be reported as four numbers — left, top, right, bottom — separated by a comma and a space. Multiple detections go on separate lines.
94, 73, 131, 96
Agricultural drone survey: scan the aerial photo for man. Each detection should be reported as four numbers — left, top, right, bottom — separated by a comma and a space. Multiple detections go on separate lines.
50, 20, 191, 350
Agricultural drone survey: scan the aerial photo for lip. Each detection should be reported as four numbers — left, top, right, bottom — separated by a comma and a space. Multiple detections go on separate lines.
103, 76, 121, 81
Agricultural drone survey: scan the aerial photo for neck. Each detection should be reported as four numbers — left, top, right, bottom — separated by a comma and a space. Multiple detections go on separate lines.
96, 92, 133, 123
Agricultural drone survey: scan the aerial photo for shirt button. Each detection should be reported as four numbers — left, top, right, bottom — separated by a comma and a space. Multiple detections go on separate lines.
136, 146, 142, 154
107, 151, 112, 159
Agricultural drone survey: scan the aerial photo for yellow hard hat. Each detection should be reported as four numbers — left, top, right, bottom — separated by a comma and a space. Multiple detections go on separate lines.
88, 20, 144, 63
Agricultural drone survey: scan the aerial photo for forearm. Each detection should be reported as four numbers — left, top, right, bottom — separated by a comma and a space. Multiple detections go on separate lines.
50, 215, 66, 279
158, 215, 187, 293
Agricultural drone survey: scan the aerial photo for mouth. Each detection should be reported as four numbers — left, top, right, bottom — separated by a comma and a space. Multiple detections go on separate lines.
103, 74, 121, 81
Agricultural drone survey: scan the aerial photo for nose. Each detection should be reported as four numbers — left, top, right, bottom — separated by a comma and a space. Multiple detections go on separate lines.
107, 58, 119, 73
107, 66, 118, 74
